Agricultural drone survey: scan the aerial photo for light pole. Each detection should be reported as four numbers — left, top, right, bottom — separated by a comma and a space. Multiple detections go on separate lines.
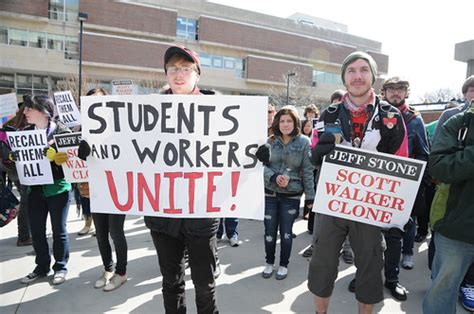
286, 72, 296, 106
78, 12, 88, 106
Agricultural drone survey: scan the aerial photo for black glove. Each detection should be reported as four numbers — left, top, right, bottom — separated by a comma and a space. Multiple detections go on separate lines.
256, 144, 270, 164
311, 132, 336, 165
304, 199, 313, 208
78, 140, 91, 161
8, 150, 19, 162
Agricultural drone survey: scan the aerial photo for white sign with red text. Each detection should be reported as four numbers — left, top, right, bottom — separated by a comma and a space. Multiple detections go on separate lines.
80, 94, 267, 219
54, 132, 88, 183
314, 145, 426, 230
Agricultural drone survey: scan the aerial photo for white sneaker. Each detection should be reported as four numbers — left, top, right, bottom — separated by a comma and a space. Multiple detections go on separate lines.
95, 271, 114, 289
275, 266, 288, 280
401, 254, 414, 269
103, 274, 127, 291
229, 235, 239, 247
262, 264, 274, 278
52, 272, 67, 285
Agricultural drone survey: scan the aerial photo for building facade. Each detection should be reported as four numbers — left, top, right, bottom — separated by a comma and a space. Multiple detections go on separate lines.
0, 0, 389, 105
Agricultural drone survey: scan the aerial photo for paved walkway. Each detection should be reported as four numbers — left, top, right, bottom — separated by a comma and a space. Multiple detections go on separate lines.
1, 203, 469, 313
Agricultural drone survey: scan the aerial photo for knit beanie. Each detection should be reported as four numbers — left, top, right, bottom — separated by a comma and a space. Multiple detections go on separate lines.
341, 51, 377, 85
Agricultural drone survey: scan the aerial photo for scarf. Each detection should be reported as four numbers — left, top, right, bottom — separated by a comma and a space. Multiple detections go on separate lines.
342, 89, 376, 116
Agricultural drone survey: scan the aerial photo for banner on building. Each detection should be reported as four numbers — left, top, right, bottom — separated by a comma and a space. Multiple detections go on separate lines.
81, 94, 267, 219
111, 80, 138, 95
53, 91, 81, 127
54, 132, 88, 183
314, 145, 426, 230
7, 129, 54, 185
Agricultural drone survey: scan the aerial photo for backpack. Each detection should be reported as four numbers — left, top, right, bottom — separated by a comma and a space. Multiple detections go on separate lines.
0, 176, 19, 228
429, 111, 471, 227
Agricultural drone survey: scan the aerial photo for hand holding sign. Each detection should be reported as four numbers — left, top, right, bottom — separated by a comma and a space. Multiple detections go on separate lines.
311, 132, 336, 165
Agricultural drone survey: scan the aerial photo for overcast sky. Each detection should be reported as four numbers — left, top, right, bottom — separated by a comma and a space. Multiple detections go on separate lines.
210, 0, 472, 102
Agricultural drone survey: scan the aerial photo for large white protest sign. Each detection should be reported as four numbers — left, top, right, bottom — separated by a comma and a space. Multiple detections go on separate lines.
81, 95, 267, 219
53, 91, 81, 127
314, 145, 426, 230
0, 93, 18, 120
54, 132, 88, 183
7, 129, 54, 185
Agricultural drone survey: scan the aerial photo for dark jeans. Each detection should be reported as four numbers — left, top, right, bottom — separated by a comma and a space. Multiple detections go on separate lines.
91, 209, 127, 275
150, 231, 218, 314
307, 211, 315, 233
14, 180, 30, 241
217, 218, 238, 239
384, 232, 402, 282
264, 195, 300, 267
28, 189, 70, 274
80, 195, 91, 217
402, 217, 416, 255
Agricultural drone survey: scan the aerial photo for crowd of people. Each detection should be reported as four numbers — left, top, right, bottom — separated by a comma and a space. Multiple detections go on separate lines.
1, 45, 473, 314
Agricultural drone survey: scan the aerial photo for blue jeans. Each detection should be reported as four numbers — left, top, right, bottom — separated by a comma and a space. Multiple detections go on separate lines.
422, 233, 474, 314
217, 218, 238, 239
402, 217, 416, 255
92, 210, 128, 276
28, 188, 70, 274
264, 195, 300, 267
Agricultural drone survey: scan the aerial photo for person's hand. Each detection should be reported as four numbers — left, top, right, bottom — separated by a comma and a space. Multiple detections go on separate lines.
304, 199, 313, 209
45, 147, 57, 161
8, 150, 19, 162
54, 152, 68, 165
311, 132, 336, 165
255, 144, 270, 164
78, 140, 91, 161
276, 175, 289, 188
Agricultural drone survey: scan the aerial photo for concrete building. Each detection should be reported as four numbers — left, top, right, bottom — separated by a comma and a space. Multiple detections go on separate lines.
0, 0, 389, 105
455, 40, 474, 78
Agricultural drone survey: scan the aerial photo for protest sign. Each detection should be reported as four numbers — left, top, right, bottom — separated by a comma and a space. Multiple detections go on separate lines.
53, 91, 81, 127
81, 94, 267, 219
54, 132, 88, 183
0, 93, 18, 122
7, 129, 53, 185
314, 145, 426, 230
112, 80, 138, 95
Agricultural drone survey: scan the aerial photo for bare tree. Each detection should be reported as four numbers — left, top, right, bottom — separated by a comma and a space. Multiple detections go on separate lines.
423, 88, 462, 103
52, 74, 99, 108
268, 73, 325, 111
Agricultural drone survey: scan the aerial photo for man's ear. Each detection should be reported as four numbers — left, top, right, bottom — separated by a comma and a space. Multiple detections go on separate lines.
196, 73, 200, 83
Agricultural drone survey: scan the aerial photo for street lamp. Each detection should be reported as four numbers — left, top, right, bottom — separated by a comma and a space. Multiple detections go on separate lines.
286, 72, 296, 106
78, 12, 88, 106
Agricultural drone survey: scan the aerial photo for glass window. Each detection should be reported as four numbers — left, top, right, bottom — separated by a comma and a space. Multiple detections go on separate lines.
17, 89, 33, 97
47, 34, 64, 51
33, 75, 49, 90
65, 0, 79, 22
51, 76, 66, 91
17, 74, 32, 89
224, 58, 235, 69
65, 36, 78, 59
234, 59, 243, 70
28, 32, 46, 48
0, 73, 15, 88
176, 17, 197, 40
200, 53, 212, 67
9, 29, 28, 46
0, 27, 7, 44
49, 0, 65, 21
212, 56, 223, 68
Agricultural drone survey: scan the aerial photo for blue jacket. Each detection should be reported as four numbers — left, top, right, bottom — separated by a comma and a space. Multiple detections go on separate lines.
264, 134, 315, 200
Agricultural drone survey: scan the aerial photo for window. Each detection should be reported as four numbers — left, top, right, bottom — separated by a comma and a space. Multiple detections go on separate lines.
200, 53, 212, 67
65, 36, 78, 59
49, 0, 78, 22
0, 73, 15, 89
313, 70, 342, 85
9, 29, 27, 46
48, 34, 64, 51
212, 56, 223, 68
224, 58, 235, 69
0, 27, 7, 44
176, 17, 197, 40
28, 32, 46, 48
33, 75, 49, 90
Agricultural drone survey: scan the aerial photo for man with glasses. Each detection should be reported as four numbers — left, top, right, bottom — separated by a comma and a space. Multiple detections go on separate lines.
380, 77, 429, 300
144, 45, 219, 314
